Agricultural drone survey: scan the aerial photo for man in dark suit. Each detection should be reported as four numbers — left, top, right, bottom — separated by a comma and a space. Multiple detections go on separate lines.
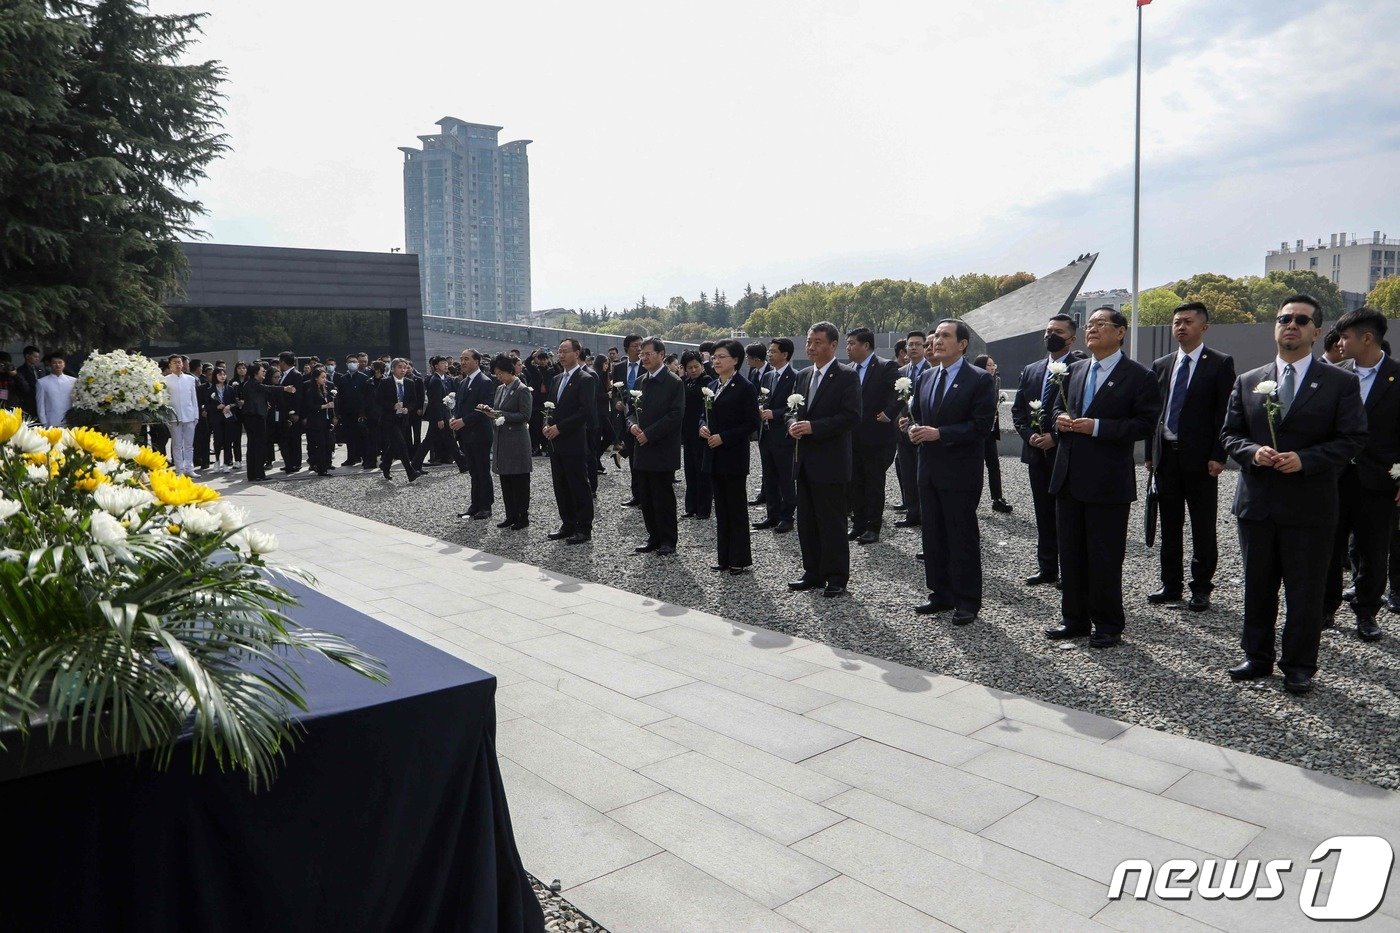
374, 357, 423, 482
754, 338, 798, 534
845, 327, 902, 544
411, 356, 455, 471
1144, 301, 1236, 611
1046, 307, 1161, 648
894, 331, 929, 530
627, 337, 685, 555
1010, 315, 1084, 586
786, 322, 863, 597
451, 349, 497, 519
334, 354, 370, 467
616, 335, 645, 507
543, 338, 597, 544
909, 320, 997, 624
1221, 295, 1367, 694
273, 350, 304, 473
743, 343, 770, 505
1323, 307, 1399, 642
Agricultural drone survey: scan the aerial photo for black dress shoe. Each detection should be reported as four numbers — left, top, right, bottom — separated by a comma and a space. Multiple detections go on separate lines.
635, 543, 658, 553
788, 578, 822, 591
1342, 585, 1357, 603
1024, 572, 1058, 586
951, 609, 978, 626
622, 499, 641, 507
511, 519, 530, 530
1388, 595, 1400, 614
1228, 660, 1272, 681
496, 518, 514, 528
407, 469, 422, 483
846, 528, 864, 541
457, 511, 475, 519
1089, 631, 1122, 648
1146, 588, 1184, 604
892, 503, 908, 511
682, 511, 697, 518
729, 566, 751, 575
1187, 593, 1211, 612
823, 583, 848, 598
547, 527, 575, 540
710, 564, 729, 572
773, 521, 794, 534
655, 544, 675, 555
991, 499, 1013, 513
1321, 611, 1336, 630
752, 519, 777, 530
1357, 617, 1383, 642
1283, 671, 1314, 694
1044, 623, 1091, 640
915, 552, 924, 561
856, 530, 879, 545
894, 518, 921, 528
471, 510, 490, 520
565, 532, 591, 545
748, 496, 765, 506
915, 601, 954, 615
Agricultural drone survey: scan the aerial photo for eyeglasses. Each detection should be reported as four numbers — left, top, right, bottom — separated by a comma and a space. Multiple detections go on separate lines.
1276, 313, 1315, 327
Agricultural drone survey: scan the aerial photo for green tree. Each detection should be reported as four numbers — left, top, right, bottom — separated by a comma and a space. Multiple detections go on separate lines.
1241, 275, 1294, 323
742, 282, 833, 336
665, 321, 725, 343
996, 271, 1037, 297
1186, 287, 1252, 324
1262, 270, 1344, 320
1, 0, 227, 349
597, 316, 662, 336
1124, 287, 1184, 325
1368, 276, 1400, 317
710, 289, 731, 328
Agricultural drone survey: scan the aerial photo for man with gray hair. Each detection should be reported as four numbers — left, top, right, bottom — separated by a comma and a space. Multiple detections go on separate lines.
375, 358, 423, 482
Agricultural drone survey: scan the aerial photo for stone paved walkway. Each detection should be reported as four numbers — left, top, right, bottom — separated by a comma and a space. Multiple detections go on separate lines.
220, 480, 1400, 932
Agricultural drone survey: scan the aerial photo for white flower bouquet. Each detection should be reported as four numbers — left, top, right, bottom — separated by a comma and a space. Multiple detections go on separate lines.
1254, 379, 1281, 449
1046, 360, 1072, 417
67, 349, 173, 430
0, 410, 386, 789
894, 375, 914, 406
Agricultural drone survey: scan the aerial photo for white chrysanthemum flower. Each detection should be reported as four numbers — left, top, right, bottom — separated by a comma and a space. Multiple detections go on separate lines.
494, 416, 505, 427
232, 527, 278, 555
701, 387, 715, 398
1029, 400, 1043, 411
92, 484, 156, 516
25, 464, 49, 484
94, 457, 120, 475
788, 393, 806, 409
7, 425, 49, 455
61, 506, 79, 522
205, 500, 249, 533
629, 390, 643, 399
113, 438, 142, 460
172, 505, 222, 536
894, 377, 912, 392
1046, 361, 1069, 376
0, 498, 22, 521
111, 469, 134, 485
612, 381, 625, 389
0, 547, 22, 562
89, 510, 128, 546
1254, 380, 1278, 395
1390, 463, 1400, 481
543, 401, 555, 410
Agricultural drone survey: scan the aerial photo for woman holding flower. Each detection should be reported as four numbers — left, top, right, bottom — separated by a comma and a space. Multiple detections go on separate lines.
476, 353, 533, 530
205, 368, 240, 473
679, 351, 713, 520
699, 339, 761, 573
300, 366, 336, 476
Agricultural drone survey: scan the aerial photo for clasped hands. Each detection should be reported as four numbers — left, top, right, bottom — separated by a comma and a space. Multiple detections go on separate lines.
630, 423, 649, 445
1054, 413, 1095, 435
698, 425, 722, 448
788, 420, 813, 439
1253, 446, 1302, 473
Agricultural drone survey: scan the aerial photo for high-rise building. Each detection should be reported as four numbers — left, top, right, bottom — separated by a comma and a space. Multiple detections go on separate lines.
400, 117, 532, 321
1265, 230, 1398, 295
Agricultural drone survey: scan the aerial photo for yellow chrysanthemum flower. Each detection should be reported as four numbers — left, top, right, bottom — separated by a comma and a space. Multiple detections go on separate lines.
37, 426, 64, 447
148, 469, 220, 506
74, 470, 111, 493
153, 382, 164, 392
134, 447, 168, 472
0, 408, 22, 443
68, 426, 117, 462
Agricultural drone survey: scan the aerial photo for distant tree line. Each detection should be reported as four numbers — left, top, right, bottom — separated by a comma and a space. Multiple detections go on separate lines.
1125, 270, 1354, 326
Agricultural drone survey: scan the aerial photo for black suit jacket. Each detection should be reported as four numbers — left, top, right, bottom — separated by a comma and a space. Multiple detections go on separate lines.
759, 366, 798, 449
454, 371, 496, 439
375, 377, 424, 424
702, 376, 760, 476
1011, 352, 1087, 465
545, 366, 597, 458
276, 368, 303, 420
852, 356, 901, 448
786, 362, 862, 485
1350, 355, 1400, 492
1049, 353, 1161, 504
334, 370, 370, 419
908, 360, 996, 491
422, 372, 453, 424
628, 367, 684, 472
1221, 359, 1367, 526
1146, 347, 1236, 471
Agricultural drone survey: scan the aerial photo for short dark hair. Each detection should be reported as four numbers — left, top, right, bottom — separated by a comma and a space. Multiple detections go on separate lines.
23, 345, 39, 356
1047, 313, 1077, 333
745, 342, 766, 362
1281, 293, 1322, 322
1173, 301, 1210, 322
972, 354, 990, 368
1336, 307, 1387, 342
714, 338, 745, 362
808, 321, 840, 344
559, 338, 581, 353
906, 330, 927, 341
641, 337, 666, 355
934, 318, 971, 347
490, 353, 515, 375
769, 337, 794, 360
1323, 328, 1342, 350
699, 341, 717, 354
42, 351, 63, 363
278, 351, 296, 366
680, 350, 703, 367
846, 327, 875, 350
623, 334, 642, 352
461, 349, 481, 363
894, 339, 907, 355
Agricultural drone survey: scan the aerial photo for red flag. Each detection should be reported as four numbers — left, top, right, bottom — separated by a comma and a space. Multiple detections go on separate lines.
1138, 0, 1152, 6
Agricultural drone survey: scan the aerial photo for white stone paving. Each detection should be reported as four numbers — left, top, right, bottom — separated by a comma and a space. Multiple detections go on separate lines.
221, 481, 1400, 932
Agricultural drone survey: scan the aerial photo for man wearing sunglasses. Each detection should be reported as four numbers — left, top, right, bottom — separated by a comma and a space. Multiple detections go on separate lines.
1220, 294, 1367, 695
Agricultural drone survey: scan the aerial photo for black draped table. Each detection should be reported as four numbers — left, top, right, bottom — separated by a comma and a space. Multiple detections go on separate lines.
1, 581, 545, 932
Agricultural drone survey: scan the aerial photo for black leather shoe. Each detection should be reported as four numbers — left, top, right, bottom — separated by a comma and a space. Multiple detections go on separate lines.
1089, 631, 1122, 648
565, 532, 591, 545
892, 503, 908, 512
788, 578, 822, 591
894, 518, 921, 528
1388, 595, 1400, 614
1024, 572, 1058, 586
471, 510, 490, 520
681, 511, 697, 518
1357, 617, 1383, 642
635, 543, 658, 553
729, 566, 751, 575
823, 583, 848, 598
1044, 623, 1091, 640
497, 518, 514, 528
1227, 660, 1272, 681
915, 552, 924, 561
951, 609, 978, 626
710, 564, 730, 572
622, 499, 641, 508
1187, 593, 1210, 612
748, 496, 765, 506
846, 528, 864, 541
991, 499, 1013, 513
1342, 585, 1357, 603
1321, 611, 1336, 630
407, 469, 422, 483
752, 519, 777, 530
856, 530, 879, 545
547, 527, 574, 540
457, 511, 475, 519
773, 521, 794, 534
655, 544, 675, 555
1283, 671, 1314, 695
511, 519, 530, 530
1146, 588, 1184, 604
915, 601, 954, 615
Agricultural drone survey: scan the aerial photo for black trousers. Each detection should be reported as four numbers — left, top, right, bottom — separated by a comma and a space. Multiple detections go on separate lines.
550, 452, 593, 534
244, 417, 267, 481
499, 473, 530, 523
1325, 475, 1394, 618
796, 467, 850, 584
211, 415, 238, 466
279, 417, 303, 471
306, 420, 332, 472
1154, 445, 1219, 594
981, 435, 1003, 501
264, 411, 277, 467
682, 438, 712, 517
1057, 494, 1130, 635
711, 472, 751, 568
637, 468, 678, 547
413, 422, 454, 469
849, 443, 896, 534
623, 438, 642, 501
459, 432, 494, 512
529, 409, 545, 454
920, 483, 982, 612
760, 439, 796, 523
379, 418, 414, 477
896, 437, 920, 523
339, 417, 366, 465
1027, 455, 1059, 578
194, 416, 211, 467
1239, 517, 1332, 677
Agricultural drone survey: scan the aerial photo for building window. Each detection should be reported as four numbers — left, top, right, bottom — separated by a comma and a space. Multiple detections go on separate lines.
1288, 260, 1296, 271
1309, 257, 1318, 268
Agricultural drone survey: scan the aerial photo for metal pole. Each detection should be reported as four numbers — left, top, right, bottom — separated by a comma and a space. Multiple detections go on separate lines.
1130, 3, 1143, 362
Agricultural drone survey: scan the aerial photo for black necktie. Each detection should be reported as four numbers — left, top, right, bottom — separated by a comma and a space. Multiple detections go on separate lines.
932, 368, 947, 413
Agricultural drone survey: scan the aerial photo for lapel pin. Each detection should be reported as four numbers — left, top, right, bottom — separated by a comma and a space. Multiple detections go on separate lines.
1107, 381, 1115, 387
951, 384, 958, 390
1310, 383, 1318, 389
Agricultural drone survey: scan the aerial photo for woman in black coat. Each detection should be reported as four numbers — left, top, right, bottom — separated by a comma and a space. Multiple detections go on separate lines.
679, 351, 712, 520
300, 366, 336, 475
238, 362, 272, 481
204, 368, 240, 471
699, 339, 760, 573
972, 354, 1012, 513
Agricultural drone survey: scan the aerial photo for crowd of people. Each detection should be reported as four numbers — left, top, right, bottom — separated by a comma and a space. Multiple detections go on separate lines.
10, 291, 1393, 697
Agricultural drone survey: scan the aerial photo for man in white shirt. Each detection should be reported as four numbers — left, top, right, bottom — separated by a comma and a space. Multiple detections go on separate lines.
164, 355, 201, 476
35, 353, 77, 426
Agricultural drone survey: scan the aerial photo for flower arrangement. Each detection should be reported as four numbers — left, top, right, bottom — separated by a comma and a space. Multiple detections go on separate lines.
67, 349, 173, 430
0, 409, 386, 789
1254, 379, 1281, 449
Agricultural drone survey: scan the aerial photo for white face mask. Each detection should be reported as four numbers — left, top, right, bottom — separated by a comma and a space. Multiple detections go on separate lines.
346, 362, 358, 372
326, 363, 335, 372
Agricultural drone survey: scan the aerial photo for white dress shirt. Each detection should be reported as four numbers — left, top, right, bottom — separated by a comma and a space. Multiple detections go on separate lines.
1083, 349, 1122, 437
1355, 354, 1385, 404
165, 372, 201, 422
806, 359, 837, 407
1274, 354, 1313, 401
35, 373, 76, 426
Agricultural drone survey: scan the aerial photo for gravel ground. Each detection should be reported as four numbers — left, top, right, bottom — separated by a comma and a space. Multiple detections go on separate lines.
531, 874, 609, 933
275, 454, 1400, 791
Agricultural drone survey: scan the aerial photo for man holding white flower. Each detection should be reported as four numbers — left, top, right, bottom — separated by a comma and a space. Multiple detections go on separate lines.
627, 337, 684, 556
845, 327, 902, 545
544, 338, 597, 544
450, 350, 496, 519
1220, 295, 1367, 694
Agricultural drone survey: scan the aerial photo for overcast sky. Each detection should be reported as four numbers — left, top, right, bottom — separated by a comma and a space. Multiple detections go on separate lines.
154, 0, 1400, 311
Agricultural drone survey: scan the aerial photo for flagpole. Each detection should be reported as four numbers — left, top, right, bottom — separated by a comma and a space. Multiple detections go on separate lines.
1129, 1, 1143, 362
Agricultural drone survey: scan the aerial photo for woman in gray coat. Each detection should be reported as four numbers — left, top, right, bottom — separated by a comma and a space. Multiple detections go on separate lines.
477, 353, 533, 529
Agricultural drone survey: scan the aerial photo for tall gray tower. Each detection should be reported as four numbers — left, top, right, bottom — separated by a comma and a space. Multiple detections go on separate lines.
401, 117, 532, 321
